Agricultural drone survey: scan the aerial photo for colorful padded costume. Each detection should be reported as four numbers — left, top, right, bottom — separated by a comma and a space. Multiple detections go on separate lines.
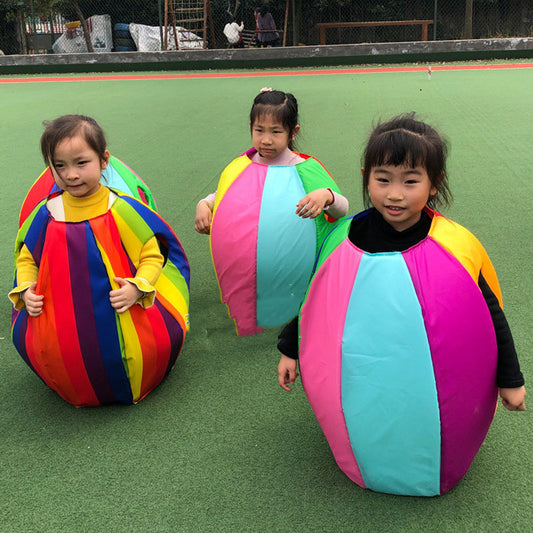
210, 149, 343, 336
19, 155, 156, 226
298, 209, 500, 496
11, 191, 190, 407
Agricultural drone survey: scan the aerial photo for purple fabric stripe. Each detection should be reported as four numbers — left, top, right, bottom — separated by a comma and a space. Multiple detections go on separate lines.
154, 299, 184, 376
66, 223, 117, 404
403, 238, 498, 494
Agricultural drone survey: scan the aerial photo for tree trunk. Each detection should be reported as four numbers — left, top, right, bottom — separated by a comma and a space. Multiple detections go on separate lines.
463, 0, 473, 39
73, 0, 93, 52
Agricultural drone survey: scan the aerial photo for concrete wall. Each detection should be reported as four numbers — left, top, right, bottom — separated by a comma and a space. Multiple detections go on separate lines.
1, 37, 532, 75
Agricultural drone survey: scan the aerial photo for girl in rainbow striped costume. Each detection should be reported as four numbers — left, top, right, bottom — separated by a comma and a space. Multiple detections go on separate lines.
10, 115, 190, 407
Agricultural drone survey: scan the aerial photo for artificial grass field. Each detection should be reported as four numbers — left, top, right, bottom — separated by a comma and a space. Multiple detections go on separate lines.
0, 62, 532, 532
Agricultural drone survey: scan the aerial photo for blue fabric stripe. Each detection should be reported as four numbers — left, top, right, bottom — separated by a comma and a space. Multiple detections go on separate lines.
12, 311, 33, 372
256, 166, 316, 327
341, 252, 441, 496
22, 204, 50, 265
83, 222, 133, 404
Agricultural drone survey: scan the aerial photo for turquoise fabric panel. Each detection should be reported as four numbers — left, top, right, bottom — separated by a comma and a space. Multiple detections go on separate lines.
341, 252, 441, 496
256, 166, 316, 326
102, 164, 129, 194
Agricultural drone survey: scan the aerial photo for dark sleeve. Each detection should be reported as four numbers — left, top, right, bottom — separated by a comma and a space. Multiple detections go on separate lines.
277, 316, 299, 359
478, 273, 524, 388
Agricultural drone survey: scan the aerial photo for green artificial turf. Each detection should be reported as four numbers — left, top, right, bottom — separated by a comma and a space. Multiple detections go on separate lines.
0, 63, 531, 532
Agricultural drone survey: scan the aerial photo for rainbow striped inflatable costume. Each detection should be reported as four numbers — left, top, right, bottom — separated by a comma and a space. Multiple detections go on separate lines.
12, 165, 189, 407
299, 209, 500, 496
210, 149, 343, 336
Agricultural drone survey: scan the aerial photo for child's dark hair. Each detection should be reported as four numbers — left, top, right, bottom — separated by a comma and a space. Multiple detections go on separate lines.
249, 89, 299, 150
362, 112, 452, 209
40, 114, 107, 166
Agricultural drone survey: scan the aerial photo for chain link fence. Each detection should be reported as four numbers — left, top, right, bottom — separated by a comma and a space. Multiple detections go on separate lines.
1, 1, 532, 55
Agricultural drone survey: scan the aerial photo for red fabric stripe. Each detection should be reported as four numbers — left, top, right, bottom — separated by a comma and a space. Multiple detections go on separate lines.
19, 169, 55, 227
89, 214, 133, 277
133, 305, 171, 401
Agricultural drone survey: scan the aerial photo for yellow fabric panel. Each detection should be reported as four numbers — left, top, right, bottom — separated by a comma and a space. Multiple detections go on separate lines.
155, 272, 190, 331
212, 155, 251, 215
116, 309, 143, 402
429, 214, 503, 307
112, 209, 145, 266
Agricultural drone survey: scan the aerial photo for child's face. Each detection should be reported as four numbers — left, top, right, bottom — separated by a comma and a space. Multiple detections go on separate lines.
51, 135, 109, 198
251, 113, 298, 161
367, 163, 437, 232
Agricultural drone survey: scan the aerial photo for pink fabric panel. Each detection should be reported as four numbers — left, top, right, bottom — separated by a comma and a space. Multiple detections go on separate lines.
300, 240, 365, 487
211, 164, 267, 335
403, 238, 498, 494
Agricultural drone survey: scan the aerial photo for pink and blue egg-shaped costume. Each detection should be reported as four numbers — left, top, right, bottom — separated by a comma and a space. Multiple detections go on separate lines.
210, 149, 344, 336
299, 210, 500, 496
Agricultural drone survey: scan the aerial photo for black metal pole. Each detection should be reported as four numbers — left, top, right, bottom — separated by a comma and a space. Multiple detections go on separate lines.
158, 0, 163, 50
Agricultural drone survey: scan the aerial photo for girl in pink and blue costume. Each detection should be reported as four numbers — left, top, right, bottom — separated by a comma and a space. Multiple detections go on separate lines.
195, 89, 348, 335
278, 113, 525, 496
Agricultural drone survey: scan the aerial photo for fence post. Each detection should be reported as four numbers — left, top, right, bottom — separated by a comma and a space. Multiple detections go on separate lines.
433, 0, 438, 40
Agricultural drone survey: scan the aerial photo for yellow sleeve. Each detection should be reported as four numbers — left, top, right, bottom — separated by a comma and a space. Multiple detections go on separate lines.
125, 236, 165, 308
9, 244, 39, 309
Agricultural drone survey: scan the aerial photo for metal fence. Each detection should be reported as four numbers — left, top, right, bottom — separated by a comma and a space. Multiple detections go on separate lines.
1, 1, 532, 55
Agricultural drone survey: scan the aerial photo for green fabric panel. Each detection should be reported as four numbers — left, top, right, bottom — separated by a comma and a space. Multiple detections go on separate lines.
12, 199, 47, 278
108, 155, 157, 211
298, 156, 345, 253
111, 196, 155, 245
300, 216, 352, 310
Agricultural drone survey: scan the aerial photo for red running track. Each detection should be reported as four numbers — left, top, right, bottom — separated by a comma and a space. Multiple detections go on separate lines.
1, 62, 533, 83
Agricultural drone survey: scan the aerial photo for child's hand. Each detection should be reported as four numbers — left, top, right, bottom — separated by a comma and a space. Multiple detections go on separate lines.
499, 386, 526, 411
22, 282, 44, 317
295, 188, 333, 219
109, 277, 143, 314
195, 201, 213, 234
278, 354, 299, 391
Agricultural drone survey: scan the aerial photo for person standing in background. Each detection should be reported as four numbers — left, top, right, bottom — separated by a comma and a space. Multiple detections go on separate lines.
255, 6, 279, 47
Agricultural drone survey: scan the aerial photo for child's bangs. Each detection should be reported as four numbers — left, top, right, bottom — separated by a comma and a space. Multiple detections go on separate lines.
251, 104, 289, 129
375, 129, 429, 169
